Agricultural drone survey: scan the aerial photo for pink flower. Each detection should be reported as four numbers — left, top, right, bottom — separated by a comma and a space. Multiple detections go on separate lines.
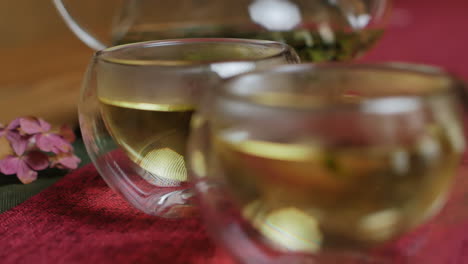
19, 117, 51, 134
7, 118, 22, 129
20, 117, 72, 154
36, 134, 73, 154
0, 118, 23, 137
0, 117, 80, 184
51, 153, 81, 170
0, 123, 16, 160
6, 131, 30, 157
0, 120, 30, 158
0, 129, 48, 183
0, 150, 49, 184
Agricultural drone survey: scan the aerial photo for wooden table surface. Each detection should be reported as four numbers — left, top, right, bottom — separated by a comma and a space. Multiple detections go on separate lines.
0, 39, 91, 127
0, 0, 113, 127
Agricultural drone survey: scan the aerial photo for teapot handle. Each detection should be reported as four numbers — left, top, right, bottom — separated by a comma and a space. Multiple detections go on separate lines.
53, 0, 107, 50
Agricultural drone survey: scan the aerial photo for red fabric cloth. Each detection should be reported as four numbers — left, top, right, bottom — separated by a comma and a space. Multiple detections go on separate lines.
0, 163, 232, 264
1, 0, 468, 263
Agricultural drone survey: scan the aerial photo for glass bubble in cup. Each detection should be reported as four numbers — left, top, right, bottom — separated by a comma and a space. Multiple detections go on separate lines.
79, 38, 299, 218
188, 63, 466, 263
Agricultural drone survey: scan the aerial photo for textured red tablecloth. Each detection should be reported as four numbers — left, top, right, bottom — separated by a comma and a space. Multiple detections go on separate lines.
0, 163, 234, 264
1, 0, 468, 263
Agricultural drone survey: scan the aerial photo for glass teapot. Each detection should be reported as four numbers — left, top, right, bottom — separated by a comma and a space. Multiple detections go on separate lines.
53, 0, 391, 61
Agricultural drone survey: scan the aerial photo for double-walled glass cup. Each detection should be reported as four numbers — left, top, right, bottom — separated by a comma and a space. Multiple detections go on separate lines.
79, 38, 299, 218
188, 63, 466, 263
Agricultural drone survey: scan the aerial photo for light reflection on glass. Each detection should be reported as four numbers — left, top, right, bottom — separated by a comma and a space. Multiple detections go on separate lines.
248, 0, 302, 31
210, 62, 257, 79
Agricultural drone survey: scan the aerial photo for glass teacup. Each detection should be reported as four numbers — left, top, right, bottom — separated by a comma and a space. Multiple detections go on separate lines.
79, 38, 299, 218
188, 63, 466, 263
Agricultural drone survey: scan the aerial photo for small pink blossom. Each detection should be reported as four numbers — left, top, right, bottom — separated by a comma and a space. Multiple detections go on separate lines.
6, 118, 21, 131
6, 131, 30, 156
51, 153, 81, 170
0, 117, 80, 184
19, 117, 51, 135
17, 117, 72, 154
0, 123, 14, 159
0, 151, 49, 184
35, 133, 73, 154
0, 118, 22, 137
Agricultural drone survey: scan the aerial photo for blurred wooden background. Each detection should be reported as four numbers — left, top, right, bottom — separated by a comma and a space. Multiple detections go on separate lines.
0, 0, 112, 127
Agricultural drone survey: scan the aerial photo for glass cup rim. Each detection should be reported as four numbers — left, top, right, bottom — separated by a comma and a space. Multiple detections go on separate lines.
94, 38, 293, 66
219, 62, 463, 111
